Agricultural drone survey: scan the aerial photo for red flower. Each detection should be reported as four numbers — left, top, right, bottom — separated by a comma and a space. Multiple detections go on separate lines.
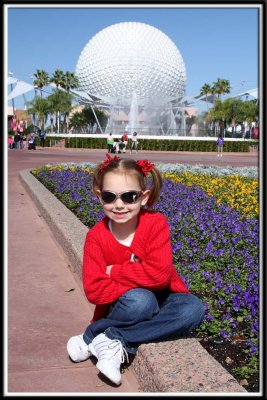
99, 153, 121, 172
136, 159, 155, 176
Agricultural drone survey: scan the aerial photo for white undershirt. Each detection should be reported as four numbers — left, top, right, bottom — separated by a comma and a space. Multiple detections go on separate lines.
108, 220, 134, 247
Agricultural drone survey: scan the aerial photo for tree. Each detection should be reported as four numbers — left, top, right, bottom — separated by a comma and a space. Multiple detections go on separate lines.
212, 78, 231, 100
59, 72, 79, 132
206, 99, 225, 135
46, 89, 73, 133
69, 106, 108, 133
241, 99, 259, 136
200, 83, 213, 111
32, 69, 50, 98
69, 111, 88, 133
61, 71, 79, 92
206, 97, 256, 137
49, 70, 79, 132
26, 96, 50, 129
50, 69, 65, 88
221, 98, 245, 130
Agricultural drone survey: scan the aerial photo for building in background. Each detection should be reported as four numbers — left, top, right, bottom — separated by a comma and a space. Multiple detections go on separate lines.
75, 21, 190, 136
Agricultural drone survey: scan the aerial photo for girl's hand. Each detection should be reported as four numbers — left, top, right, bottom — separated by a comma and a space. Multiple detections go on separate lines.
106, 265, 113, 276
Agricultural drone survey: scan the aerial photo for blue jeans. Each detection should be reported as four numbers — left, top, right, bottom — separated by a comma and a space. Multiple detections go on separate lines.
83, 288, 205, 354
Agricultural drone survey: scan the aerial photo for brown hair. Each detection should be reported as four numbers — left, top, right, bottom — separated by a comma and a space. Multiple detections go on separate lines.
92, 158, 162, 209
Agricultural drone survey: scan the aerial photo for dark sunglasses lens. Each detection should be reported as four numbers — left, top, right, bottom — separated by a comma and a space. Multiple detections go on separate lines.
121, 191, 140, 203
101, 191, 116, 203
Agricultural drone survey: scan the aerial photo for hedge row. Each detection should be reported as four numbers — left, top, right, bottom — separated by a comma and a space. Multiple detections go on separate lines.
62, 137, 255, 152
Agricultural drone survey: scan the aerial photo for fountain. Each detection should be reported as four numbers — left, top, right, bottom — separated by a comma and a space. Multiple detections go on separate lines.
128, 92, 139, 134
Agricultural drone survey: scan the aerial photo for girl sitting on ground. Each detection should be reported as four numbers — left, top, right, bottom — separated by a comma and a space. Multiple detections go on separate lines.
67, 154, 205, 386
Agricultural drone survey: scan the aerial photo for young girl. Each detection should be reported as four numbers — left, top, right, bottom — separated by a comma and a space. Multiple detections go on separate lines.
67, 154, 205, 386
216, 134, 224, 157
130, 131, 138, 153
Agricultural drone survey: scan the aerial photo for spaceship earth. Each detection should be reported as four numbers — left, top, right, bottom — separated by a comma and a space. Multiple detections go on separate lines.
75, 22, 186, 106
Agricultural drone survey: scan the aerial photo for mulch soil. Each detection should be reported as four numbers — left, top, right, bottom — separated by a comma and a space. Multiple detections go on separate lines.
199, 337, 259, 392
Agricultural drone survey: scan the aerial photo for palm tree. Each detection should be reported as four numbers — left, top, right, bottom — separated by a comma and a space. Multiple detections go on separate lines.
46, 89, 73, 134
61, 71, 79, 92
49, 69, 65, 131
60, 72, 79, 132
212, 78, 231, 100
26, 96, 50, 129
32, 69, 50, 98
50, 69, 65, 89
200, 83, 213, 110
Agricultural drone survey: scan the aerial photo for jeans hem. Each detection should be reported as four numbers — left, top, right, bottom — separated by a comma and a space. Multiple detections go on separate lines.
105, 328, 137, 355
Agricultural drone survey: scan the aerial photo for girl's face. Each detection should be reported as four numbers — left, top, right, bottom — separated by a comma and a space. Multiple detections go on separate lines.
97, 171, 150, 225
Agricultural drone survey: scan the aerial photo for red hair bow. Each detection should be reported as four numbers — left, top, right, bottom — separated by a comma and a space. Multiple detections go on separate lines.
99, 153, 121, 172
136, 159, 155, 176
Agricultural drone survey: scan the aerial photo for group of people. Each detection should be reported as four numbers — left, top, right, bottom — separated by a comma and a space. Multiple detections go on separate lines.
8, 132, 26, 149
8, 129, 47, 150
107, 132, 139, 154
8, 118, 26, 149
27, 130, 47, 149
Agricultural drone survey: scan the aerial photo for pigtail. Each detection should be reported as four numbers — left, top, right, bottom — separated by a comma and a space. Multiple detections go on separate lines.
92, 166, 102, 196
146, 166, 163, 208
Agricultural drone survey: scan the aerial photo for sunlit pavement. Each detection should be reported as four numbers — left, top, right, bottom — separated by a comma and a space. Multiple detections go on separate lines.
8, 146, 259, 170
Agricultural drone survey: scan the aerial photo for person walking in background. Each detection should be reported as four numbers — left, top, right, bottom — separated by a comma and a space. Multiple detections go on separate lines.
107, 132, 114, 153
14, 132, 21, 149
28, 133, 36, 150
130, 131, 138, 153
14, 120, 24, 150
216, 134, 224, 157
39, 129, 46, 147
122, 132, 128, 153
19, 134, 24, 149
66, 154, 205, 386
8, 136, 14, 149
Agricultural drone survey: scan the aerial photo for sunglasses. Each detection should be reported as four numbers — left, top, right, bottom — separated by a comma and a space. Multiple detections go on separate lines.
100, 190, 142, 204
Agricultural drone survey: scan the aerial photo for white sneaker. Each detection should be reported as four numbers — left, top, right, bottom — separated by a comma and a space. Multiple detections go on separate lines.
67, 334, 97, 362
89, 333, 128, 385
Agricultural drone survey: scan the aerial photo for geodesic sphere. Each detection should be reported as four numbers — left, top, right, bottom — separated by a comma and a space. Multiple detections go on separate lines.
75, 21, 186, 106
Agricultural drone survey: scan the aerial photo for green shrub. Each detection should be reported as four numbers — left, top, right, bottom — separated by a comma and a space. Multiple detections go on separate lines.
46, 136, 255, 152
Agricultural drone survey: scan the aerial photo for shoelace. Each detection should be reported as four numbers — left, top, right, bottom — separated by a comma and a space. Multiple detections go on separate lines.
98, 339, 129, 364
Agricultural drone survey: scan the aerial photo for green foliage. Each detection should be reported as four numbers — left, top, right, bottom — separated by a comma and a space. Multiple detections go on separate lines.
64, 136, 107, 149
69, 107, 108, 132
60, 136, 252, 152
25, 96, 51, 129
232, 354, 259, 379
207, 98, 258, 129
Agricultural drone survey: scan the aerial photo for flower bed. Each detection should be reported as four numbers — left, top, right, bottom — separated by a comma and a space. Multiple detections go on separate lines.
31, 162, 259, 389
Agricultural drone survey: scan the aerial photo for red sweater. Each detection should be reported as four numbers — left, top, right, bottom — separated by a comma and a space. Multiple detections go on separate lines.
82, 209, 190, 321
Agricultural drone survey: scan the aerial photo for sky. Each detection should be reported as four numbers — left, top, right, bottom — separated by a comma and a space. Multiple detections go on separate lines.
6, 4, 260, 112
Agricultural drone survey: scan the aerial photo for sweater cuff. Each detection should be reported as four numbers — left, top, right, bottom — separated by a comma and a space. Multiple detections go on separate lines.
110, 263, 123, 281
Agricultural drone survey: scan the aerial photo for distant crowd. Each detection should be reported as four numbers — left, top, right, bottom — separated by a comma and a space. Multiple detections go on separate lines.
107, 131, 139, 154
8, 117, 46, 150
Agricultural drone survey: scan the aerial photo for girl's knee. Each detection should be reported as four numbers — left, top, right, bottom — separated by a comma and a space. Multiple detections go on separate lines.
170, 293, 205, 324
120, 288, 159, 319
